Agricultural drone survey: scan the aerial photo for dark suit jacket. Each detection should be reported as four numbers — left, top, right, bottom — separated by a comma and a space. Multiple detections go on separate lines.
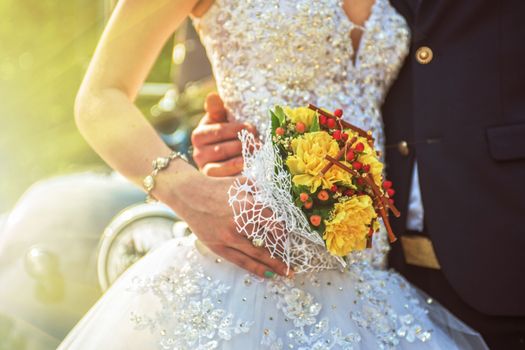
384, 0, 525, 316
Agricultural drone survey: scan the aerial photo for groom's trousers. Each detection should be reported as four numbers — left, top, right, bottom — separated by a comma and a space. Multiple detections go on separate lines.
390, 233, 525, 350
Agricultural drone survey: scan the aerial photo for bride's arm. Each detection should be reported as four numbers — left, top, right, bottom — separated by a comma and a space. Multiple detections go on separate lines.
75, 0, 289, 278
75, 0, 199, 205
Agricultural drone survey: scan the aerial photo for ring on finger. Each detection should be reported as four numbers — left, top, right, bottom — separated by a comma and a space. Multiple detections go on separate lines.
251, 237, 264, 247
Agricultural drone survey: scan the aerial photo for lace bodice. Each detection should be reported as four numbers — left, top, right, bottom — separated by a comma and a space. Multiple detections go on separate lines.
193, 0, 410, 152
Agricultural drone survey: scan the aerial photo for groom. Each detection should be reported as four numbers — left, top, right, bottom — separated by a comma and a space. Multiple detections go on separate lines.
191, 1, 525, 348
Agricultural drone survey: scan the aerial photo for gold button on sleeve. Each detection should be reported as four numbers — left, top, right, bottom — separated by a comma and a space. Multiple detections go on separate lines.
415, 46, 433, 64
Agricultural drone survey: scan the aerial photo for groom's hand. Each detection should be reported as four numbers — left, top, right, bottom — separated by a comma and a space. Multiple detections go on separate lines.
191, 93, 257, 177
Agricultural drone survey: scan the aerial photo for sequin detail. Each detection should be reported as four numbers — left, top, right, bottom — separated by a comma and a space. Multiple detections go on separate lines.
129, 249, 253, 349
262, 257, 433, 349
193, 0, 410, 145
264, 278, 362, 349
126, 238, 438, 349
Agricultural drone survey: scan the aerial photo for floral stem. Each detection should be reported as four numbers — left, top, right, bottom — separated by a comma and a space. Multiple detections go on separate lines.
324, 155, 399, 243
324, 156, 400, 217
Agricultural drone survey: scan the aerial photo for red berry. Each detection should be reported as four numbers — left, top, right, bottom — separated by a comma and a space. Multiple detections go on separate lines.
317, 190, 330, 201
299, 192, 309, 202
383, 180, 393, 189
327, 118, 336, 129
304, 200, 313, 209
355, 142, 365, 152
357, 178, 366, 186
310, 215, 322, 227
341, 133, 349, 142
319, 115, 327, 125
334, 109, 343, 118
363, 164, 371, 172
346, 150, 355, 160
352, 161, 363, 170
276, 127, 285, 136
388, 198, 395, 205
344, 189, 355, 197
296, 122, 306, 133
387, 188, 396, 197
332, 130, 342, 140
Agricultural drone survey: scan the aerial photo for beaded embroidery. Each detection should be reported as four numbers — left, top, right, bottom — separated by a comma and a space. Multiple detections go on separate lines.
260, 256, 432, 349
128, 244, 432, 349
129, 248, 253, 349
193, 0, 410, 145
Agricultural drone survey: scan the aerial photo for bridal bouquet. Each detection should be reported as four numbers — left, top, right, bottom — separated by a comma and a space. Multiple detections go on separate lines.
229, 105, 400, 271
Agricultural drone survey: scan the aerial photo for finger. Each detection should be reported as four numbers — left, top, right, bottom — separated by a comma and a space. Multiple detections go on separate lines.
230, 235, 292, 278
229, 188, 278, 240
226, 200, 290, 278
236, 197, 286, 243
193, 139, 243, 166
192, 122, 256, 146
202, 157, 244, 177
204, 92, 227, 123
221, 247, 278, 279
254, 210, 287, 257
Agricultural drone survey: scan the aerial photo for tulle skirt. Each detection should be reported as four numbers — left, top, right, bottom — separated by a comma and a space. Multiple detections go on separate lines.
58, 235, 487, 349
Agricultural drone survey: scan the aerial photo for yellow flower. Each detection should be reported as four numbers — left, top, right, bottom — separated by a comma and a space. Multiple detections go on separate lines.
286, 132, 352, 192
323, 195, 377, 256
284, 107, 318, 130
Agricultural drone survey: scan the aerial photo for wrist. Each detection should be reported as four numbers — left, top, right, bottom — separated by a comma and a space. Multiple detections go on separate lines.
143, 151, 189, 202
153, 158, 208, 216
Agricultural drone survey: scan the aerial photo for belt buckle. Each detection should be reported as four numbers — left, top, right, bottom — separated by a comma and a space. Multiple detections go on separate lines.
400, 235, 441, 270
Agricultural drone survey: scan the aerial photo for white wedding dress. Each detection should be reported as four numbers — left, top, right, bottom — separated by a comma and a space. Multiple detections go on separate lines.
58, 0, 487, 349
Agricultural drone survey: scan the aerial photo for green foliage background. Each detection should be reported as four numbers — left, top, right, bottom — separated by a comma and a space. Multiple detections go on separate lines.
0, 0, 179, 212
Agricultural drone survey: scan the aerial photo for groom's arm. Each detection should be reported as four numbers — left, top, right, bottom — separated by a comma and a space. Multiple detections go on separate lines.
191, 93, 256, 176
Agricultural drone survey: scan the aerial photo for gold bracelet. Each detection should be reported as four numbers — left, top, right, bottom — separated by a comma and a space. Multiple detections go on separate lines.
143, 151, 188, 202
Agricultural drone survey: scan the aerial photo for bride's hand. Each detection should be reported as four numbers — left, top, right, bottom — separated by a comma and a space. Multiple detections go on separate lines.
164, 172, 290, 279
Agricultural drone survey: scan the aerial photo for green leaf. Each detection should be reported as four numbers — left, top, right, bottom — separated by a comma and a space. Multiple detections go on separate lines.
292, 184, 310, 196
274, 105, 286, 125
313, 207, 332, 219
294, 197, 304, 207
270, 109, 280, 136
310, 112, 320, 132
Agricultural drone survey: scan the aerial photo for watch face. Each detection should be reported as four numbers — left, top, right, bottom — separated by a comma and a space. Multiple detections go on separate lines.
97, 202, 189, 291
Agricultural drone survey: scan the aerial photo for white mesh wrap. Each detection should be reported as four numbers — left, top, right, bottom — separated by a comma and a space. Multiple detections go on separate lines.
228, 130, 345, 273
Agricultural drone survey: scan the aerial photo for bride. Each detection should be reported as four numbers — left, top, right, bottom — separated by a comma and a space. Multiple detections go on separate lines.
58, 0, 487, 348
